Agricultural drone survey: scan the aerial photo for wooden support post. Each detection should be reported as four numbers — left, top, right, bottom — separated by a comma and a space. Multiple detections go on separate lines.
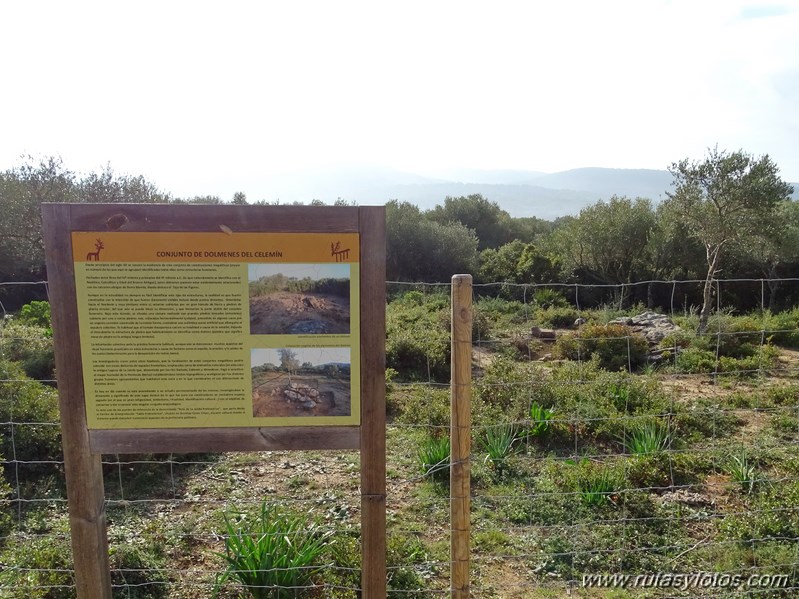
360, 206, 387, 598
450, 274, 472, 599
41, 203, 387, 598
42, 204, 113, 599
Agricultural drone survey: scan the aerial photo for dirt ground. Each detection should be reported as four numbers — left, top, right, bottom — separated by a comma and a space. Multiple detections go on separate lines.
249, 291, 349, 335
252, 372, 351, 417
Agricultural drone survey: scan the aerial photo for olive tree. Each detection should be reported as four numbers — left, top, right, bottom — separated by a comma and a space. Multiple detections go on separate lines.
667, 147, 794, 333
545, 196, 656, 295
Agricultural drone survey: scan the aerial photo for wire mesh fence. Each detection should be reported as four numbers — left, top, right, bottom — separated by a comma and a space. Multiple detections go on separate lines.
2, 277, 799, 597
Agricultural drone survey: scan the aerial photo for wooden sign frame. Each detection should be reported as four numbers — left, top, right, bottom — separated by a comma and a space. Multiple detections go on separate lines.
42, 203, 386, 598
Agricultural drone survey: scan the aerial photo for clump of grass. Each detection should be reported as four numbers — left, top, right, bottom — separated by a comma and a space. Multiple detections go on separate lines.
622, 420, 670, 456
527, 402, 554, 438
483, 424, 519, 472
726, 451, 757, 494
417, 435, 450, 482
569, 460, 623, 507
214, 502, 331, 599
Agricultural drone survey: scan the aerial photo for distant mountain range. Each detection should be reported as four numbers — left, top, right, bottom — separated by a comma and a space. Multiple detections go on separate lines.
254, 166, 799, 220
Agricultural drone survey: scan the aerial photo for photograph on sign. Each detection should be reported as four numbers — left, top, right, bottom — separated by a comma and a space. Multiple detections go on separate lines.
71, 231, 360, 430
251, 347, 351, 418
248, 263, 350, 335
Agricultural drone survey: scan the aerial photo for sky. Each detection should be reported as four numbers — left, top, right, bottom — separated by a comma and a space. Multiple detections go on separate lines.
2, 0, 798, 199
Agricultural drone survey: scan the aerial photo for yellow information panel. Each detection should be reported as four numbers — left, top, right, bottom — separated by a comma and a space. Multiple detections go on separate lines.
72, 231, 360, 429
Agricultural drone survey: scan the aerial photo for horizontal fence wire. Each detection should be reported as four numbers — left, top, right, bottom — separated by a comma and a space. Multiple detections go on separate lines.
1, 278, 799, 597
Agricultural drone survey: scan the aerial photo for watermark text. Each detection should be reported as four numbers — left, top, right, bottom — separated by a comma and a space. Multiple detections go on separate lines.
582, 572, 790, 591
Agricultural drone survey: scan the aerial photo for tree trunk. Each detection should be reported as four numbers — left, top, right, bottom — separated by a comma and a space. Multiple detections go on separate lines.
698, 248, 721, 335
767, 265, 780, 312
647, 281, 654, 309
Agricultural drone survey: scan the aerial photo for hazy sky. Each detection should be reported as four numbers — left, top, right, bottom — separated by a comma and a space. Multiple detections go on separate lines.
2, 0, 797, 198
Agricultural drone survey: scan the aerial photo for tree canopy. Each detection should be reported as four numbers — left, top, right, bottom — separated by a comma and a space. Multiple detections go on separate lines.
667, 147, 794, 332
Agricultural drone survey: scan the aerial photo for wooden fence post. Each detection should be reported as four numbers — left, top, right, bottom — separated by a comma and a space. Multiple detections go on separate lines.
450, 274, 472, 599
42, 204, 113, 599
360, 206, 387, 598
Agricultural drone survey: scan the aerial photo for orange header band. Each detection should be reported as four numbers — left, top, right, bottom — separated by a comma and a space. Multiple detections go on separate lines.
72, 232, 360, 263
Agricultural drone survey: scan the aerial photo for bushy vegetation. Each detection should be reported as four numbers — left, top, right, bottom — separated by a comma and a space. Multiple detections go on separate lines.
0, 360, 62, 480
248, 275, 349, 298
386, 292, 450, 382
554, 323, 650, 371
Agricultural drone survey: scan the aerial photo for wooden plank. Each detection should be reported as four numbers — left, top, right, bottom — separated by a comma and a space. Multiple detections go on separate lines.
450, 274, 472, 599
41, 204, 113, 599
63, 203, 360, 232
90, 426, 360, 453
358, 206, 387, 599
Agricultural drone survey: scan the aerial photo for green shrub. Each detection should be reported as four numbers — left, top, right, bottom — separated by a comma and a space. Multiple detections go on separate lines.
17, 301, 52, 330
214, 502, 332, 598
0, 321, 55, 381
0, 361, 62, 480
474, 356, 532, 426
693, 310, 768, 359
535, 305, 579, 329
554, 323, 649, 371
390, 386, 449, 428
720, 480, 799, 541
533, 288, 567, 309
766, 385, 799, 406
504, 334, 544, 360
386, 294, 450, 382
604, 378, 664, 414
0, 515, 74, 599
106, 514, 170, 598
675, 347, 717, 373
765, 308, 799, 347
325, 531, 431, 598
676, 343, 779, 376
672, 401, 740, 441
626, 451, 710, 490
525, 360, 669, 443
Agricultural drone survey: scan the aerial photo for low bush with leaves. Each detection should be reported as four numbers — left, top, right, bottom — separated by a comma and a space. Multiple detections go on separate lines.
764, 307, 799, 347
535, 305, 579, 329
386, 292, 450, 382
0, 361, 62, 481
0, 319, 55, 381
554, 323, 649, 371
16, 301, 52, 330
0, 515, 74, 599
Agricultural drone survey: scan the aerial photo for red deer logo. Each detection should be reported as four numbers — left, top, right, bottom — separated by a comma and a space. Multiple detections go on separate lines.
86, 239, 104, 261
331, 241, 350, 262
